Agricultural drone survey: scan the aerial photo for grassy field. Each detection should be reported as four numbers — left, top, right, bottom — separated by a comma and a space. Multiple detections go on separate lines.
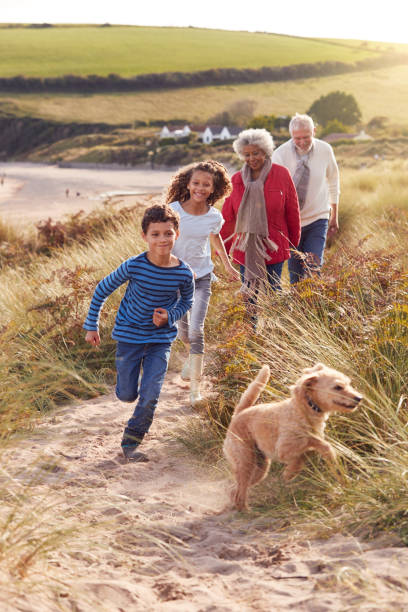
2, 64, 408, 126
0, 25, 384, 78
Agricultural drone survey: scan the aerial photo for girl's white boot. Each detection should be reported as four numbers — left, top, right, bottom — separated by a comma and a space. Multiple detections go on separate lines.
190, 353, 204, 406
181, 354, 191, 381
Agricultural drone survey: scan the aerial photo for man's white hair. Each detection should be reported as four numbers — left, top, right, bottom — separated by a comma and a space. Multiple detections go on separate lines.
289, 113, 315, 135
233, 128, 274, 159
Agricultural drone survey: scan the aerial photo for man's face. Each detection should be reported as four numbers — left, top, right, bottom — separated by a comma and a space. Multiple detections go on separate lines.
292, 127, 315, 153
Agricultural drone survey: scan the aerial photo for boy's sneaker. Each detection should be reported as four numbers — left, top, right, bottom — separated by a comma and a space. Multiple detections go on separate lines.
122, 446, 149, 462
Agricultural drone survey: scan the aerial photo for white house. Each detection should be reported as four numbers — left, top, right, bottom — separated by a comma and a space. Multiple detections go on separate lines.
353, 130, 373, 141
323, 130, 373, 144
159, 125, 191, 139
159, 124, 241, 144
200, 125, 241, 144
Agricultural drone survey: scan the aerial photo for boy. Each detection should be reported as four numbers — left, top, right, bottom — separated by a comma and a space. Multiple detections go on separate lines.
83, 204, 194, 462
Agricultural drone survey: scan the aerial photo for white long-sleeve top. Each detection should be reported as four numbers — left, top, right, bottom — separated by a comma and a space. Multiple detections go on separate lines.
272, 138, 340, 227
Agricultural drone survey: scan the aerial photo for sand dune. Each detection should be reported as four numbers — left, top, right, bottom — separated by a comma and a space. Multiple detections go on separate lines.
2, 369, 408, 611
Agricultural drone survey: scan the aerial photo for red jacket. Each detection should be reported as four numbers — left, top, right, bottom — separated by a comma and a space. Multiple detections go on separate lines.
221, 164, 301, 266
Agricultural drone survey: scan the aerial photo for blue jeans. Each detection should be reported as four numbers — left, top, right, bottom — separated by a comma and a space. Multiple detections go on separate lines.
177, 273, 211, 354
239, 262, 284, 291
115, 341, 171, 448
240, 262, 284, 328
289, 218, 329, 284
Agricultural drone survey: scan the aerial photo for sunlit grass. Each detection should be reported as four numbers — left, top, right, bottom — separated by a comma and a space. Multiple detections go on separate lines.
176, 162, 408, 541
2, 64, 408, 125
0, 26, 376, 78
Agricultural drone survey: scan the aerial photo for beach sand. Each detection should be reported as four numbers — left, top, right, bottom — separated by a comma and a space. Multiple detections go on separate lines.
2, 368, 408, 611
0, 162, 175, 224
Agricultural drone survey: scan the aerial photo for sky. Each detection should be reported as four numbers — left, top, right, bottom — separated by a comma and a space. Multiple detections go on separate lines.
1, 0, 407, 45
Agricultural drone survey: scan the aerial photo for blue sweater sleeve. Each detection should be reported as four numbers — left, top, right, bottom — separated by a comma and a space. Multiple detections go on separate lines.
167, 276, 194, 327
83, 260, 130, 331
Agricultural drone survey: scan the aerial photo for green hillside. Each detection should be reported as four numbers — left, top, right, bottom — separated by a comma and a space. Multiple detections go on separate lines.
2, 64, 408, 125
0, 25, 383, 78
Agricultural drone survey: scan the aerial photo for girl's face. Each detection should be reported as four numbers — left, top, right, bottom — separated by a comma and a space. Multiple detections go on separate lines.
242, 144, 267, 173
187, 170, 214, 204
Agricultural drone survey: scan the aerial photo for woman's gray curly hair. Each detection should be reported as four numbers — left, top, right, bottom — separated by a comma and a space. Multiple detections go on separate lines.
232, 128, 274, 159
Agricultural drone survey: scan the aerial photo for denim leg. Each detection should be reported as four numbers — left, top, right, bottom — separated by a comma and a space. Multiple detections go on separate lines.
177, 312, 190, 344
121, 342, 171, 448
266, 262, 284, 291
239, 265, 258, 328
189, 273, 211, 354
115, 342, 144, 403
289, 219, 329, 284
240, 263, 283, 329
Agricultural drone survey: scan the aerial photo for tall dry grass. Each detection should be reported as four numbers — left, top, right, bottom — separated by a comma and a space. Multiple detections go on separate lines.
0, 160, 407, 592
179, 160, 408, 541
0, 203, 150, 430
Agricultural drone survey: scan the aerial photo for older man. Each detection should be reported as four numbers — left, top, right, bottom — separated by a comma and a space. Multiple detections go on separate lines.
272, 113, 340, 283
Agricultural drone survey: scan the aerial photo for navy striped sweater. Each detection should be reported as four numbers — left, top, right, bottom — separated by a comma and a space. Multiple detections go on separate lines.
83, 252, 194, 344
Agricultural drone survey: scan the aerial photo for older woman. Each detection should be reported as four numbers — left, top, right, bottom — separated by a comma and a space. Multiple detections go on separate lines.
221, 128, 301, 323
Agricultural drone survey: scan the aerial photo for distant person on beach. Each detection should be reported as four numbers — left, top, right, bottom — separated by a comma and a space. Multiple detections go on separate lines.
272, 113, 340, 283
65, 188, 69, 197
166, 160, 239, 406
220, 128, 300, 327
83, 204, 194, 462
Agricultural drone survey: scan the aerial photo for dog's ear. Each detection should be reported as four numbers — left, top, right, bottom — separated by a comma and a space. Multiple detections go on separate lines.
313, 363, 325, 370
302, 363, 325, 375
291, 372, 318, 399
304, 374, 318, 388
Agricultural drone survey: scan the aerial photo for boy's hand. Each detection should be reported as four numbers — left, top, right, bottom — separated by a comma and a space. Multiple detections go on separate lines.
85, 330, 100, 346
153, 308, 168, 327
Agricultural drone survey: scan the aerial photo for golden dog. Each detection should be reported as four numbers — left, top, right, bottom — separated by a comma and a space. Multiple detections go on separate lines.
223, 363, 362, 511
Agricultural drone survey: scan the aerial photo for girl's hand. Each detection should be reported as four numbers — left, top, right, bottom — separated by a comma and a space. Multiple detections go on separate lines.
153, 308, 168, 327
85, 330, 100, 346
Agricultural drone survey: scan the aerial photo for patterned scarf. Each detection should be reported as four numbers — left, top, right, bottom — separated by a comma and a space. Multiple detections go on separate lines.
230, 158, 278, 291
292, 141, 313, 210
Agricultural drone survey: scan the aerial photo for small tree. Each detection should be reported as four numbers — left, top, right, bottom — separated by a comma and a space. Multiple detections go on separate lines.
307, 91, 362, 127
319, 119, 348, 137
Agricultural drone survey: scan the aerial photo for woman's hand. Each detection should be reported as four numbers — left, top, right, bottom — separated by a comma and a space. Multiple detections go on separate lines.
85, 330, 100, 346
153, 308, 168, 327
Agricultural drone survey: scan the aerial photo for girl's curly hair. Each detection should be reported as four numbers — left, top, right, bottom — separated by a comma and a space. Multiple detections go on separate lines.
165, 160, 232, 206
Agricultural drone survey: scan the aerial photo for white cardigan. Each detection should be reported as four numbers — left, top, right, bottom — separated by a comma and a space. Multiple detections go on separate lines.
272, 138, 340, 227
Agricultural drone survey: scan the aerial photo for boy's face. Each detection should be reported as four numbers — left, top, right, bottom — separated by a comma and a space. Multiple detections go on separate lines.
142, 221, 179, 255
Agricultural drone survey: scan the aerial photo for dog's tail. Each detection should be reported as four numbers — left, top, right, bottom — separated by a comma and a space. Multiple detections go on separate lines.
233, 365, 270, 416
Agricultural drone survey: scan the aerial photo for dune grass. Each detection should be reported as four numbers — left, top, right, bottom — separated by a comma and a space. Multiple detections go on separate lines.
178, 159, 408, 540
0, 159, 407, 594
2, 63, 408, 126
0, 26, 379, 79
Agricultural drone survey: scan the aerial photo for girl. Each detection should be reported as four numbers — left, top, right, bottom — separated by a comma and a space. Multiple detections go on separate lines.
166, 160, 238, 406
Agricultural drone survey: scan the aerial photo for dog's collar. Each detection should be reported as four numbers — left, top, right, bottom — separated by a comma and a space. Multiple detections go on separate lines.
306, 394, 322, 413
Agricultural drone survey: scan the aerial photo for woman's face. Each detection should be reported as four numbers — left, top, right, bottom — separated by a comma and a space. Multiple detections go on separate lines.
241, 144, 267, 173
187, 170, 214, 204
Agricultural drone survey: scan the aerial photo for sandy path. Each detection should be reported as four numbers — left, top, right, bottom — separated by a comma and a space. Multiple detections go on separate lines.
2, 369, 408, 611
0, 162, 175, 224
